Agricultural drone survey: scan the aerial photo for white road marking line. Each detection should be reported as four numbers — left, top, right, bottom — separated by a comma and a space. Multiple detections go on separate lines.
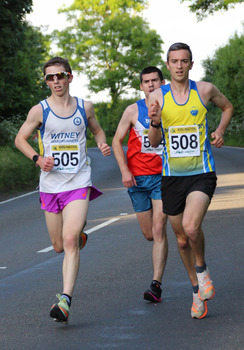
0, 267, 7, 269
0, 190, 38, 205
37, 246, 54, 253
37, 217, 121, 253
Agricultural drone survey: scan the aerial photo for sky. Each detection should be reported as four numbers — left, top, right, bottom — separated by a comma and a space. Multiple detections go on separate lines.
26, 0, 244, 101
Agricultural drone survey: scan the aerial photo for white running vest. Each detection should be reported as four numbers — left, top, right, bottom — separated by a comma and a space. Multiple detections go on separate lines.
37, 98, 92, 193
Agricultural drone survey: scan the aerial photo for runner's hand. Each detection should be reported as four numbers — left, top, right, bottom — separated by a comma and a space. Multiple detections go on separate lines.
98, 142, 111, 157
38, 156, 54, 172
148, 99, 161, 124
122, 169, 137, 188
210, 131, 224, 148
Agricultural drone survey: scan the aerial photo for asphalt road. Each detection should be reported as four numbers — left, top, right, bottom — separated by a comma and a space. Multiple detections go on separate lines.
0, 146, 243, 350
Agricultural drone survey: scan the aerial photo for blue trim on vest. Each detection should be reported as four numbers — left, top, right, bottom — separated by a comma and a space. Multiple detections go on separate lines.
39, 100, 49, 141
136, 99, 150, 129
76, 97, 88, 127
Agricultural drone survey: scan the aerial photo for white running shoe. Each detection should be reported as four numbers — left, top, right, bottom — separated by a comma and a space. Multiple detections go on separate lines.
191, 292, 208, 319
197, 267, 215, 301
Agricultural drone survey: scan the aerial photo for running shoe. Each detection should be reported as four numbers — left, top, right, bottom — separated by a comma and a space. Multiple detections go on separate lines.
79, 231, 88, 250
191, 292, 208, 319
197, 267, 215, 301
144, 280, 162, 302
79, 220, 88, 250
50, 294, 70, 323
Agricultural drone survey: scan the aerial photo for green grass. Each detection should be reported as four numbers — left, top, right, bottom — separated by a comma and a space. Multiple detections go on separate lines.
86, 136, 113, 147
0, 146, 39, 194
224, 136, 244, 147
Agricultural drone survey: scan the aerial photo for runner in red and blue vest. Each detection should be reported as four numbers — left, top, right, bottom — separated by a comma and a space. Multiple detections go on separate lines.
112, 66, 168, 303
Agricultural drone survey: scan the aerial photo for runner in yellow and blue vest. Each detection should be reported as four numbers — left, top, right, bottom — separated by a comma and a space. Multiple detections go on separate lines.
148, 43, 234, 319
159, 79, 215, 176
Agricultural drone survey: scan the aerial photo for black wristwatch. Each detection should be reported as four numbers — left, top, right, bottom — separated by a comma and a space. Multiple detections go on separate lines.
32, 154, 39, 163
150, 120, 161, 129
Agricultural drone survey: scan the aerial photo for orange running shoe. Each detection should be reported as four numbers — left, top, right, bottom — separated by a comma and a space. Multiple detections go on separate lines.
197, 268, 215, 301
79, 220, 88, 250
191, 292, 208, 319
79, 231, 88, 250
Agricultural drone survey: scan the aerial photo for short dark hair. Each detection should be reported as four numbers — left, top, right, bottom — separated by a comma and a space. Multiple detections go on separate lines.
43, 57, 72, 75
140, 66, 164, 83
167, 43, 193, 63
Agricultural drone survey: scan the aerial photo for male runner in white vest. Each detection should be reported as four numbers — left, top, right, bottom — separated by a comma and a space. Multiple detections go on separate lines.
15, 57, 111, 323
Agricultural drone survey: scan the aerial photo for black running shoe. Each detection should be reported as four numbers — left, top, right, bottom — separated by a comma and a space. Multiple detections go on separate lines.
50, 294, 69, 324
144, 280, 162, 302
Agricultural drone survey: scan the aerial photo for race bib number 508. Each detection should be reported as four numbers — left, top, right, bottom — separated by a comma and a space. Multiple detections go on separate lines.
169, 125, 200, 157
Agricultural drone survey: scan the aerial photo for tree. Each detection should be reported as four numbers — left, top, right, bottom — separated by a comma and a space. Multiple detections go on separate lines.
0, 0, 32, 116
180, 0, 243, 20
0, 1, 50, 119
4, 24, 50, 118
202, 30, 244, 135
53, 0, 164, 107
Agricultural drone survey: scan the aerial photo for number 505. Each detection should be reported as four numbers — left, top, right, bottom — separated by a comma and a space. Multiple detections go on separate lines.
52, 152, 79, 167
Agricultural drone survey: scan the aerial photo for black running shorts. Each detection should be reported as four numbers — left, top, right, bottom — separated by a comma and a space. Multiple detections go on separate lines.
161, 172, 217, 216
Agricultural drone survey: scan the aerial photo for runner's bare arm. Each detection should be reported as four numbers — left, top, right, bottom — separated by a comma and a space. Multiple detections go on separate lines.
148, 89, 163, 148
85, 100, 111, 156
198, 81, 234, 148
15, 104, 54, 171
112, 104, 137, 188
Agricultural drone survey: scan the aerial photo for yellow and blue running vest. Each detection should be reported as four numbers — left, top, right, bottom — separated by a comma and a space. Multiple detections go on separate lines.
160, 80, 215, 176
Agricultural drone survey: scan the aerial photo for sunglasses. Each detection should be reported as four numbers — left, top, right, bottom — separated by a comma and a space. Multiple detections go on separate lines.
44, 71, 71, 81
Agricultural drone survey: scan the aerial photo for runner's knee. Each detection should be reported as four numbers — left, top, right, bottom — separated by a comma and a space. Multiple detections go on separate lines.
182, 222, 200, 241
63, 234, 78, 251
177, 236, 190, 252
142, 230, 153, 241
53, 243, 64, 253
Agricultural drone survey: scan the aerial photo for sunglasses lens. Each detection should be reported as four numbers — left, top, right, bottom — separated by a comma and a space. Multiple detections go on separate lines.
45, 74, 54, 81
56, 72, 66, 80
45, 72, 69, 81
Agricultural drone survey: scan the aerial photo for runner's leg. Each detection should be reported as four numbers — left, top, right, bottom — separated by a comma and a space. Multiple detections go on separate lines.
44, 211, 63, 253
62, 195, 90, 296
182, 191, 210, 266
151, 199, 168, 282
136, 210, 154, 241
169, 213, 198, 287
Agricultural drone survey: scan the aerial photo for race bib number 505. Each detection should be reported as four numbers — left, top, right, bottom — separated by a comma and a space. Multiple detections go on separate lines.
169, 125, 200, 157
51, 143, 80, 173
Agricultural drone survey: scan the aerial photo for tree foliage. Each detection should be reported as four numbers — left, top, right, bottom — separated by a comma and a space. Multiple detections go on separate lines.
53, 0, 164, 106
180, 0, 243, 20
0, 0, 50, 120
93, 96, 140, 137
202, 30, 244, 134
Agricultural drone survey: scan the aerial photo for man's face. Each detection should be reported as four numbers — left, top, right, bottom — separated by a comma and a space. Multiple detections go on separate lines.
166, 49, 193, 82
44, 64, 73, 95
140, 72, 164, 99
